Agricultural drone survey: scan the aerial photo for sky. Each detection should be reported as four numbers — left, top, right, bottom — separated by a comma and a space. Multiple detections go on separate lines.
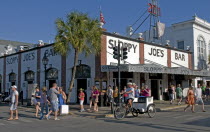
0, 0, 210, 44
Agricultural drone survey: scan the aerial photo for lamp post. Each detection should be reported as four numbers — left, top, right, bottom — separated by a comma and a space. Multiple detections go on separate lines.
42, 53, 49, 87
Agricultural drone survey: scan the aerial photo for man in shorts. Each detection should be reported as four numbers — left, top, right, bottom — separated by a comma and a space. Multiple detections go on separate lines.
176, 84, 183, 105
195, 85, 206, 112
8, 85, 19, 121
125, 82, 135, 107
46, 83, 60, 120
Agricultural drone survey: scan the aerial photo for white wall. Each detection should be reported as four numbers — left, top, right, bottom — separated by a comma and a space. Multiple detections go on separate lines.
40, 46, 62, 88
5, 54, 19, 92
171, 50, 189, 67
21, 50, 37, 99
144, 44, 168, 66
106, 36, 140, 65
0, 58, 3, 92
66, 51, 96, 103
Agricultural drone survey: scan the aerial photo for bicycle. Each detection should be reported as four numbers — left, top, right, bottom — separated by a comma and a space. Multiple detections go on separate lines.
114, 95, 134, 119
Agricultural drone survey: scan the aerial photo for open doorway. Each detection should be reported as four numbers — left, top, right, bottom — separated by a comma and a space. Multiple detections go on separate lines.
77, 79, 87, 104
151, 80, 158, 100
49, 80, 56, 89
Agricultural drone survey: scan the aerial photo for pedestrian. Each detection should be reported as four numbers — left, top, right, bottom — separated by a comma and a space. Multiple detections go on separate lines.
40, 87, 49, 120
57, 87, 66, 115
106, 85, 113, 106
123, 86, 128, 102
125, 82, 135, 107
113, 87, 118, 103
7, 85, 19, 121
92, 87, 99, 112
46, 83, 60, 120
89, 86, 95, 110
141, 85, 150, 97
201, 84, 206, 99
168, 85, 174, 104
184, 86, 195, 113
133, 83, 140, 97
205, 86, 210, 101
35, 87, 41, 117
78, 88, 85, 112
195, 85, 206, 112
176, 84, 183, 105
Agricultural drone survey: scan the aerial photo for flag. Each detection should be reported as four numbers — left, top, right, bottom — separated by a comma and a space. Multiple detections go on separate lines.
156, 21, 165, 38
100, 11, 106, 24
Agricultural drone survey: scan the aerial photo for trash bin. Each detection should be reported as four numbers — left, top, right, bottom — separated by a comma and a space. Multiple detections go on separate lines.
163, 92, 169, 101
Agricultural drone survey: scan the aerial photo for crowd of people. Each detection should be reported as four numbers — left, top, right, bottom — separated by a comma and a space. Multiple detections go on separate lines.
5, 82, 209, 121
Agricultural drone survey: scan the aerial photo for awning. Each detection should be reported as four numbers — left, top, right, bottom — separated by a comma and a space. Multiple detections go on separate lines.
101, 64, 210, 77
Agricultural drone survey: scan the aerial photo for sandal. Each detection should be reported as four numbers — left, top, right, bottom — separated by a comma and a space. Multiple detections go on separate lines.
7, 118, 13, 121
14, 118, 19, 120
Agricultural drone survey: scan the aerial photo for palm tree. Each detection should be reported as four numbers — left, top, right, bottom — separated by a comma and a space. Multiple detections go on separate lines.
53, 11, 102, 103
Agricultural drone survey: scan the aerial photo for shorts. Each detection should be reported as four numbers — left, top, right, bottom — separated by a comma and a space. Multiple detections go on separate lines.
177, 95, 182, 99
107, 96, 112, 103
92, 98, 98, 103
169, 94, 174, 100
50, 100, 58, 112
80, 100, 84, 105
196, 98, 204, 104
10, 103, 17, 111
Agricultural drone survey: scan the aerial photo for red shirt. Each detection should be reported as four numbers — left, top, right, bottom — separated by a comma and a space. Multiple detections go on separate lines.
79, 92, 85, 101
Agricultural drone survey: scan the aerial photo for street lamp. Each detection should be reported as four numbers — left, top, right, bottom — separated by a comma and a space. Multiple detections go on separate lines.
42, 53, 49, 87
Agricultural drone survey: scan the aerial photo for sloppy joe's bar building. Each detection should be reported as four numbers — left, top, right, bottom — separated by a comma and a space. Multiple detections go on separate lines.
0, 32, 209, 102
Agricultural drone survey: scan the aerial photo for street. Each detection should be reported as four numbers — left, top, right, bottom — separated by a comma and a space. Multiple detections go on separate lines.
0, 103, 210, 132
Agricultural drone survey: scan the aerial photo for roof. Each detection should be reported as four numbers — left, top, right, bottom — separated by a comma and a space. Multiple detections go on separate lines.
0, 39, 33, 46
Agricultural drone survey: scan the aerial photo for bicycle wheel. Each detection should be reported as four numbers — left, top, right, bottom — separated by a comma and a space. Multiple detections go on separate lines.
147, 104, 156, 118
132, 108, 138, 117
114, 106, 126, 119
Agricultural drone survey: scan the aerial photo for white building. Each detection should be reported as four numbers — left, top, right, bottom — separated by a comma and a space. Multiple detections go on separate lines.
141, 16, 210, 87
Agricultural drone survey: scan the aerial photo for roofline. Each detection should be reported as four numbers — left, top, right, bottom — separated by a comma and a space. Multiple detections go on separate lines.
103, 31, 192, 54
0, 31, 191, 59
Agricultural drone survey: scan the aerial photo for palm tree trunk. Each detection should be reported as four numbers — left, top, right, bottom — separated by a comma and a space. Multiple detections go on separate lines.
67, 49, 79, 103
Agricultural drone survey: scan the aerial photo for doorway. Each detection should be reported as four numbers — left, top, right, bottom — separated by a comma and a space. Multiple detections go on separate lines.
49, 80, 56, 89
77, 79, 87, 104
151, 80, 158, 100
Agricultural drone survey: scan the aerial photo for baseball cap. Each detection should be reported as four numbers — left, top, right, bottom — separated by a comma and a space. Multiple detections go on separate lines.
11, 85, 17, 89
132, 83, 136, 86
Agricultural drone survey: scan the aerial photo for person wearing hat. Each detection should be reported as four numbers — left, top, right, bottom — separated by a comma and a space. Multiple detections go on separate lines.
8, 85, 19, 120
78, 88, 85, 112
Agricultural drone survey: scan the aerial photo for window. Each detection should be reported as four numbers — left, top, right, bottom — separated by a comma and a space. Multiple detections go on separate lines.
197, 36, 206, 60
177, 41, 184, 50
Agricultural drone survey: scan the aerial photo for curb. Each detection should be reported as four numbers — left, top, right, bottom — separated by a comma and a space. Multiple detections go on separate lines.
159, 105, 187, 111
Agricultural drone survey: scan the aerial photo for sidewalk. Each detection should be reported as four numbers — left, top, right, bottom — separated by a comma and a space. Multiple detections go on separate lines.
0, 100, 188, 119
63, 100, 188, 119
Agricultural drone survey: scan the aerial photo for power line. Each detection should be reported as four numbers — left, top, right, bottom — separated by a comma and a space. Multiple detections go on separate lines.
130, 14, 151, 37
131, 9, 148, 27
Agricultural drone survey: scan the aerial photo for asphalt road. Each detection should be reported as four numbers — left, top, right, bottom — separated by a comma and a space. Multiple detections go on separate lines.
0, 104, 210, 132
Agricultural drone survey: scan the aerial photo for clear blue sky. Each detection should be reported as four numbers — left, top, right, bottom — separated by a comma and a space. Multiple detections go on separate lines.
0, 0, 210, 44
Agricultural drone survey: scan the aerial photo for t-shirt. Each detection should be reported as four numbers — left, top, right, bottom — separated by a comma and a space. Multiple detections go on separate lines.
40, 91, 48, 104
195, 88, 202, 98
93, 90, 99, 98
113, 90, 118, 98
11, 90, 19, 103
168, 88, 173, 94
142, 89, 150, 96
135, 89, 140, 97
176, 87, 182, 97
126, 87, 135, 99
107, 89, 113, 98
48, 88, 59, 102
79, 92, 85, 101
201, 86, 206, 92
35, 91, 41, 102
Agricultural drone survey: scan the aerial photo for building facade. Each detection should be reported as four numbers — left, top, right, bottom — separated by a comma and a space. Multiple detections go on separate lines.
0, 31, 209, 102
142, 16, 210, 87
